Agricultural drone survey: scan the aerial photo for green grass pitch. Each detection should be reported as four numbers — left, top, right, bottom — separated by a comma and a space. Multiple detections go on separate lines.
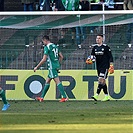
0, 100, 133, 133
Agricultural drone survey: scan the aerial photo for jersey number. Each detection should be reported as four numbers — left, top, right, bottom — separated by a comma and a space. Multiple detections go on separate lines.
52, 48, 58, 58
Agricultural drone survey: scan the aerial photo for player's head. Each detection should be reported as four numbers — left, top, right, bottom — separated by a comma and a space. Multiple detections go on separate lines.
96, 34, 103, 45
42, 35, 50, 45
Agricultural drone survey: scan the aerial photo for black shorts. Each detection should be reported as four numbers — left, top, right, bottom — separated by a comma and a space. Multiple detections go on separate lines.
97, 69, 108, 79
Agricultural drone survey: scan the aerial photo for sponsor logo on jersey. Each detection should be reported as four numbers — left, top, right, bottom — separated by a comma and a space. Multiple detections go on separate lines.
95, 51, 104, 55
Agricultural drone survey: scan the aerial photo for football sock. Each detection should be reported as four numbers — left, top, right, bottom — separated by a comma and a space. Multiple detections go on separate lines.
57, 82, 67, 98
0, 90, 8, 104
41, 84, 50, 98
103, 84, 108, 95
96, 84, 103, 94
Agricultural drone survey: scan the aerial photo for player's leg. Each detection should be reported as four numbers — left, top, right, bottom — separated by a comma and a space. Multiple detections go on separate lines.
91, 77, 104, 101
53, 77, 68, 102
0, 87, 10, 111
41, 78, 51, 98
41, 69, 56, 99
92, 69, 109, 101
92, 70, 102, 101
100, 79, 110, 101
101, 69, 110, 101
51, 69, 67, 102
35, 78, 51, 102
98, 77, 105, 94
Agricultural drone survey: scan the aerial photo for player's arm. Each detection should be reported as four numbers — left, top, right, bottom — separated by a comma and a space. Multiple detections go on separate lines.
91, 45, 96, 56
86, 46, 95, 64
59, 52, 63, 64
34, 54, 47, 72
107, 47, 113, 65
107, 46, 114, 74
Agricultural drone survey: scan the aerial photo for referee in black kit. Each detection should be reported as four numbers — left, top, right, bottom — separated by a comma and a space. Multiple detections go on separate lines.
91, 34, 114, 101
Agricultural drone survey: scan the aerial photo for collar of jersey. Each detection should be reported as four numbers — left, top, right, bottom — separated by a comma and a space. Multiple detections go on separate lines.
47, 43, 53, 47
96, 44, 106, 47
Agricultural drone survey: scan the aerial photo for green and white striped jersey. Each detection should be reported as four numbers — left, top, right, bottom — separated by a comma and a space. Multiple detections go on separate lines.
44, 43, 60, 70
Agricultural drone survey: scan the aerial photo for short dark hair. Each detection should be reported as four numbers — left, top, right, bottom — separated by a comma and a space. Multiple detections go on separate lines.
42, 35, 49, 40
97, 34, 103, 38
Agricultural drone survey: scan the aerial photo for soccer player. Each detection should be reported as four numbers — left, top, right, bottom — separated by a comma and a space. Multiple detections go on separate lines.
0, 87, 10, 111
34, 35, 68, 102
90, 34, 114, 101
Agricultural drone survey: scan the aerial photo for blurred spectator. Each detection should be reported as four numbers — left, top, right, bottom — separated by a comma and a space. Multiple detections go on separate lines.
91, 0, 103, 11
21, 0, 35, 11
114, 0, 123, 10
0, 0, 4, 11
105, 0, 115, 10
40, 0, 52, 11
36, 0, 43, 10
55, 0, 65, 11
62, 0, 79, 11
39, 0, 43, 5
40, 0, 65, 11
40, 0, 79, 11
76, 0, 90, 48
79, 0, 91, 10
123, 0, 133, 44
123, 0, 133, 10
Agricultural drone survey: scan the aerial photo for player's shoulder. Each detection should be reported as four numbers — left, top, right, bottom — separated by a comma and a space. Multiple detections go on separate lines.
103, 44, 110, 48
91, 44, 98, 47
103, 44, 112, 51
46, 43, 56, 49
103, 43, 111, 46
102, 43, 107, 46
51, 43, 57, 47
92, 44, 109, 46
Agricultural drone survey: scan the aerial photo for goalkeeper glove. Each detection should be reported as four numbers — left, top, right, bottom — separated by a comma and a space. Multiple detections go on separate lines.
108, 64, 114, 74
86, 59, 93, 64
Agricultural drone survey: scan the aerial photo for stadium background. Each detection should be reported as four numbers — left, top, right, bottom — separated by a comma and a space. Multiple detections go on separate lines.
3, 0, 124, 11
0, 0, 133, 101
0, 1, 133, 133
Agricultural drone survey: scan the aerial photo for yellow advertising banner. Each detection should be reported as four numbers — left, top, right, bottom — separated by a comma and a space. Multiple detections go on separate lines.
0, 69, 132, 100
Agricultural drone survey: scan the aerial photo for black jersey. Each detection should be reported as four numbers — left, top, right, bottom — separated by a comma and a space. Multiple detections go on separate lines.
91, 44, 113, 70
